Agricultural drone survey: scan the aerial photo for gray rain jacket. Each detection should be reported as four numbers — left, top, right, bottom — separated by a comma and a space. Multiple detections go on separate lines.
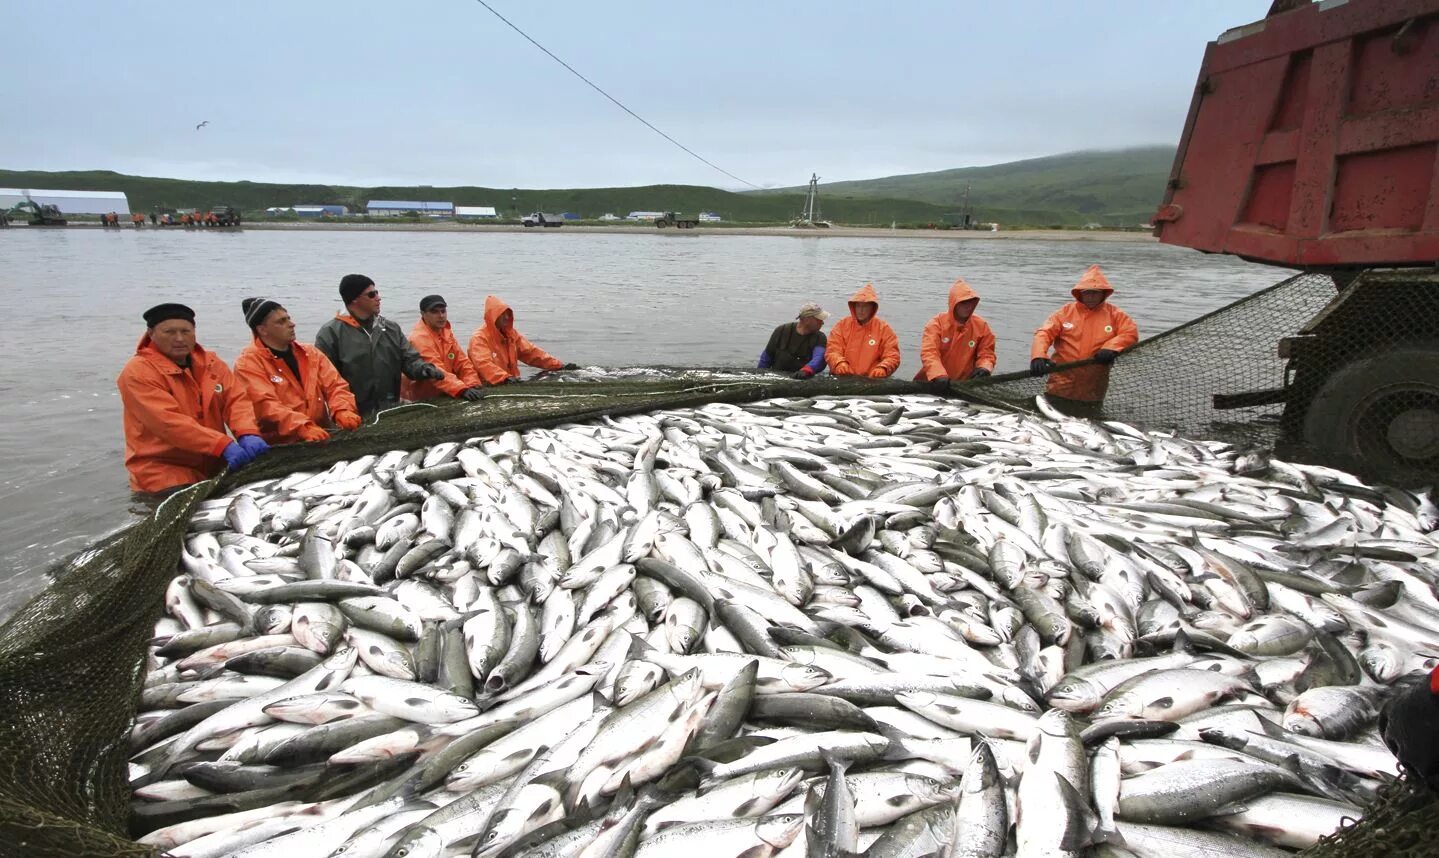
315, 313, 436, 415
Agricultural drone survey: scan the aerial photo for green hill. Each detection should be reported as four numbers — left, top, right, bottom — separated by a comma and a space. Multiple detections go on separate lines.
0, 146, 1177, 227
759, 147, 1176, 226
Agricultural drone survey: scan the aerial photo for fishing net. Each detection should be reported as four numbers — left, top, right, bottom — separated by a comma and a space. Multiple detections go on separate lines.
0, 373, 926, 857
2, 268, 1438, 854
965, 269, 1439, 488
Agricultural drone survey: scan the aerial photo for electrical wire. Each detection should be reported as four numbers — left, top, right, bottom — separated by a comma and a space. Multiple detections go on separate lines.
472, 0, 761, 190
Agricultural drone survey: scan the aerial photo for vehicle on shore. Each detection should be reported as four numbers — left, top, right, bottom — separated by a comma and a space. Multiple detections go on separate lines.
655, 211, 699, 229
521, 212, 564, 228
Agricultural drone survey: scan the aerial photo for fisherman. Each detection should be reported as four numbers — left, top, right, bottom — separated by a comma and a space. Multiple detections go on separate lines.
758, 302, 829, 379
1029, 264, 1139, 415
149, 211, 157, 226
467, 295, 578, 385
918, 278, 996, 388
825, 283, 900, 378
314, 274, 445, 415
132, 212, 144, 228
234, 297, 361, 444
403, 294, 485, 401
117, 303, 270, 493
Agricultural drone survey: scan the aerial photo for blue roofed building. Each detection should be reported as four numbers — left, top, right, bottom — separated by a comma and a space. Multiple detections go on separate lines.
366, 200, 454, 217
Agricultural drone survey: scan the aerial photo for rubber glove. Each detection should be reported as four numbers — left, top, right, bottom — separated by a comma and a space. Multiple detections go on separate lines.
1094, 349, 1119, 365
1030, 358, 1056, 376
237, 435, 270, 459
867, 367, 889, 379
333, 411, 362, 431
502, 376, 523, 385
461, 387, 485, 401
420, 364, 445, 381
296, 424, 330, 443
562, 363, 580, 370
792, 367, 815, 380
970, 367, 992, 379
928, 378, 951, 395
221, 442, 253, 470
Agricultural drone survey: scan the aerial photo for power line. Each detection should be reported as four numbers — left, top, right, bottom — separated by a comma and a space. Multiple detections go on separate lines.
472, 0, 762, 190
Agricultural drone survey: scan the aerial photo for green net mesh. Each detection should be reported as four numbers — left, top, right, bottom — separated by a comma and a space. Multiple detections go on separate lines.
3, 269, 1439, 854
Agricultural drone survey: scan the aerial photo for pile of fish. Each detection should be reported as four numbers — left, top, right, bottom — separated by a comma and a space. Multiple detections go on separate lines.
130, 393, 1439, 858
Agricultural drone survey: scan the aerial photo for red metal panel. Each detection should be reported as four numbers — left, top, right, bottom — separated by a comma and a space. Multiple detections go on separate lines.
1156, 0, 1439, 268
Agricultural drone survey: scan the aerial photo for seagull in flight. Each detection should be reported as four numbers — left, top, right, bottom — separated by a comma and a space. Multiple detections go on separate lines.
195, 120, 210, 130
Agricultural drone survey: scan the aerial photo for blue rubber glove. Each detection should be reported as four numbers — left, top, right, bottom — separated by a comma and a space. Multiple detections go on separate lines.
237, 435, 271, 459
221, 442, 253, 470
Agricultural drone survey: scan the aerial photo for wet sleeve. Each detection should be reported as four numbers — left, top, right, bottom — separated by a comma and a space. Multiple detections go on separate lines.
119, 366, 233, 457
313, 323, 339, 367
826, 323, 852, 375
235, 355, 312, 440
468, 331, 511, 386
805, 345, 826, 375
515, 333, 564, 371
452, 346, 483, 390
410, 333, 470, 397
919, 317, 946, 381
1031, 311, 1064, 360
1102, 309, 1139, 352
394, 326, 433, 380
216, 363, 261, 439
876, 323, 901, 376
758, 326, 781, 369
976, 320, 997, 372
315, 351, 359, 419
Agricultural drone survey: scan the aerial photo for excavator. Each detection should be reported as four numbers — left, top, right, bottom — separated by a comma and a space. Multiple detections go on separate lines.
1, 194, 67, 227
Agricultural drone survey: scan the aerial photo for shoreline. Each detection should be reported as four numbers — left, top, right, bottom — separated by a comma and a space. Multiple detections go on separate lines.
68, 221, 1158, 242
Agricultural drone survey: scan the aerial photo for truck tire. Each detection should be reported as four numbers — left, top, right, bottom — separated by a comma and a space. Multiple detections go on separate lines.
1302, 342, 1439, 486
656, 220, 668, 228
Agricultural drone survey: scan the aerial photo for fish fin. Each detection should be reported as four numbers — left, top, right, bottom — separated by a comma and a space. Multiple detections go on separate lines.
1172, 628, 1193, 654
526, 768, 570, 790
1255, 718, 1291, 740
804, 784, 822, 818
1206, 801, 1251, 817
1054, 774, 1102, 851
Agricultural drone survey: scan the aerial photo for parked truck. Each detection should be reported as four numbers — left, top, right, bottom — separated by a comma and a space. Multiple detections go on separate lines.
521, 212, 564, 228
1154, 0, 1439, 484
654, 211, 699, 229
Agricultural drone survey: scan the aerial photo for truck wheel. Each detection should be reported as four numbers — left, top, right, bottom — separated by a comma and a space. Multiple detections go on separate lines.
1302, 343, 1439, 486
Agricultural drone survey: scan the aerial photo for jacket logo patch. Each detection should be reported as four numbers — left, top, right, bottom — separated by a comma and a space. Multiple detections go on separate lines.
1104, 325, 1113, 333
968, 340, 976, 348
271, 375, 283, 384
867, 339, 877, 346
1062, 322, 1075, 329
942, 337, 950, 344
448, 353, 455, 360
213, 383, 223, 393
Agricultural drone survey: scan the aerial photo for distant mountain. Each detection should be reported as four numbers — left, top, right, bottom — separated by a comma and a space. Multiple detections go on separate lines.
0, 147, 1176, 227
761, 147, 1177, 226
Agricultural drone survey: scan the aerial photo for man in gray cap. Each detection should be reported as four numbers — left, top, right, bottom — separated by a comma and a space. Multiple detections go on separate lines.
314, 274, 444, 416
758, 302, 830, 378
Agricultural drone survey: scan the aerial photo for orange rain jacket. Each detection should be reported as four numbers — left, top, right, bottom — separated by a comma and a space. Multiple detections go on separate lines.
826, 283, 901, 378
234, 338, 358, 444
403, 319, 482, 400
1030, 265, 1140, 402
466, 296, 563, 385
117, 335, 261, 493
919, 279, 997, 381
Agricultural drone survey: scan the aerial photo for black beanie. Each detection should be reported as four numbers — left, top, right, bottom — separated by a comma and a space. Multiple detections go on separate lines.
241, 297, 284, 330
142, 303, 196, 327
420, 294, 447, 312
339, 274, 375, 304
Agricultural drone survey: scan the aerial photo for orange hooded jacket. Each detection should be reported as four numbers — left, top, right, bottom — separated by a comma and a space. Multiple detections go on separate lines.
919, 279, 997, 381
234, 338, 358, 444
466, 296, 563, 385
117, 336, 261, 493
825, 283, 901, 378
403, 319, 482, 400
1030, 265, 1140, 401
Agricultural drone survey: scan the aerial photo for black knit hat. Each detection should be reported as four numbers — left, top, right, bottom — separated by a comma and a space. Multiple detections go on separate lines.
420, 294, 447, 312
339, 274, 375, 304
241, 297, 284, 330
142, 303, 195, 327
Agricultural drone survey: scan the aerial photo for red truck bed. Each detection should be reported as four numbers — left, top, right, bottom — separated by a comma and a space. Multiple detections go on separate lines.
1154, 0, 1439, 268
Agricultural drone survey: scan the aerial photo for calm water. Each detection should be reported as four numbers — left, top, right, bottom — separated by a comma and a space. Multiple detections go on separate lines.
0, 228, 1281, 617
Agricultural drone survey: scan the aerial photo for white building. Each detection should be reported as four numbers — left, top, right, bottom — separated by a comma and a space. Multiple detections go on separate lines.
455, 206, 498, 219
626, 211, 664, 221
598, 213, 621, 221
698, 211, 722, 223
366, 200, 454, 217
0, 188, 130, 215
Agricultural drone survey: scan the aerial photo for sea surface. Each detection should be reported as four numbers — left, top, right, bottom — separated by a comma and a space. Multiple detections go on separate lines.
0, 228, 1282, 618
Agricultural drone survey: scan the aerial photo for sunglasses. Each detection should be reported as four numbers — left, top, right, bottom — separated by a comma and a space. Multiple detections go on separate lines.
363, 290, 379, 298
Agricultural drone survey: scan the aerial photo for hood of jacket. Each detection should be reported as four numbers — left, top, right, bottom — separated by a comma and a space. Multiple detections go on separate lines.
948, 278, 981, 315
1071, 264, 1115, 302
484, 295, 513, 332
847, 283, 881, 321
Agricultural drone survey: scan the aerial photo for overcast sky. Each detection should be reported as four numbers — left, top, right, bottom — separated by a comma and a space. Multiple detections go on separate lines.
4, 1, 1271, 189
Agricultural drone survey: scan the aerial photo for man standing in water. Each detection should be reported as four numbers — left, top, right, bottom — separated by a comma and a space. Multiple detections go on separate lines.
467, 295, 578, 385
918, 278, 996, 386
403, 294, 485, 402
117, 303, 270, 493
315, 274, 444, 416
758, 302, 829, 378
826, 283, 901, 378
234, 297, 361, 443
1030, 264, 1139, 416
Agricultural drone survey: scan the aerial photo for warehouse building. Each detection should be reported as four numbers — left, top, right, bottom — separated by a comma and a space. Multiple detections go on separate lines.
366, 200, 454, 217
454, 206, 498, 219
699, 211, 722, 222
626, 211, 665, 221
0, 188, 130, 215
294, 205, 349, 217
